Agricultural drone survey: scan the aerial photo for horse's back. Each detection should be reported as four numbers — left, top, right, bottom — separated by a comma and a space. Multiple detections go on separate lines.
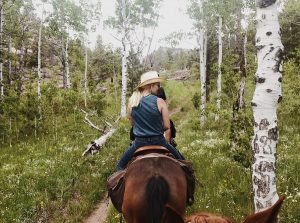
122, 155, 187, 222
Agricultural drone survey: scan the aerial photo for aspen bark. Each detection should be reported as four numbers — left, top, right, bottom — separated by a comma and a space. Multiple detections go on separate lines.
18, 28, 25, 94
251, 0, 283, 213
0, 1, 3, 97
65, 36, 70, 88
198, 0, 206, 125
84, 44, 88, 108
7, 35, 12, 84
216, 16, 223, 121
62, 36, 71, 89
37, 22, 42, 98
235, 5, 246, 111
120, 0, 129, 118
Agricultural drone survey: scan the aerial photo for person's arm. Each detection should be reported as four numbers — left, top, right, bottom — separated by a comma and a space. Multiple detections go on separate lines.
128, 105, 133, 126
157, 98, 171, 143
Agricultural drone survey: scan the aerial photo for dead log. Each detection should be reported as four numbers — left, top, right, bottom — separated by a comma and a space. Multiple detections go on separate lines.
81, 110, 120, 156
82, 128, 117, 156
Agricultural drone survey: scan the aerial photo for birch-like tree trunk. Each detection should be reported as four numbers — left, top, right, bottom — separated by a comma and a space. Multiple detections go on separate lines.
235, 5, 246, 111
65, 36, 70, 88
7, 35, 12, 85
244, 30, 247, 67
120, 0, 129, 118
37, 21, 42, 98
251, 0, 284, 213
84, 44, 88, 108
18, 27, 25, 94
62, 36, 71, 89
0, 1, 4, 97
198, 0, 207, 125
216, 16, 223, 121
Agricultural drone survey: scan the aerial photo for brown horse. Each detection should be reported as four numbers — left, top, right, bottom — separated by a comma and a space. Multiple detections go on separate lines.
122, 154, 187, 223
185, 196, 285, 223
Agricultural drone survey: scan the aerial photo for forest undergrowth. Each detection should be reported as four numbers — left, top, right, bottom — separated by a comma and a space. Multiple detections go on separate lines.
1, 61, 300, 222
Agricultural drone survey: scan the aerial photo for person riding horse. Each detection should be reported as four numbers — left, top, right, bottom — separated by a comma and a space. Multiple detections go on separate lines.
117, 71, 184, 170
129, 87, 178, 148
108, 71, 195, 222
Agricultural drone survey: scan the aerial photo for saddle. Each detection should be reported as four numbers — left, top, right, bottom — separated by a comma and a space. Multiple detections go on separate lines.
133, 145, 171, 157
107, 146, 195, 213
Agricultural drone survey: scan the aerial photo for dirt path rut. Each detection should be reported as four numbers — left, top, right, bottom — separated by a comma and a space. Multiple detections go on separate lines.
84, 197, 109, 223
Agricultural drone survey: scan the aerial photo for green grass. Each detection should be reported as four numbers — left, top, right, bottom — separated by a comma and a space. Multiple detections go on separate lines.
106, 73, 300, 222
1, 63, 300, 222
0, 116, 132, 222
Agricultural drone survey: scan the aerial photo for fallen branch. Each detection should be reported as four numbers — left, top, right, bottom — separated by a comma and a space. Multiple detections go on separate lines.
82, 114, 120, 157
82, 128, 117, 156
81, 109, 105, 133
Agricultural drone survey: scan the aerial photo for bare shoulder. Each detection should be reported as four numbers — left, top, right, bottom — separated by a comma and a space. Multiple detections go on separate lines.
157, 97, 167, 112
157, 97, 166, 105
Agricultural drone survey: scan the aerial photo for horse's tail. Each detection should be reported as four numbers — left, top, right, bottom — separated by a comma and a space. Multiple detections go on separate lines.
146, 175, 169, 223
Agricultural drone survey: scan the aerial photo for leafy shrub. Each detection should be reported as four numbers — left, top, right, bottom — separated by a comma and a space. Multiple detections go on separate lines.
192, 92, 200, 109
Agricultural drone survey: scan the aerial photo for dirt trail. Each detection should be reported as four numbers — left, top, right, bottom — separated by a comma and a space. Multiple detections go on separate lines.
83, 197, 110, 223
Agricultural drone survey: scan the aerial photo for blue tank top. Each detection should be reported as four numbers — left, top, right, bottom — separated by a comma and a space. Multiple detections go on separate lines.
132, 94, 164, 137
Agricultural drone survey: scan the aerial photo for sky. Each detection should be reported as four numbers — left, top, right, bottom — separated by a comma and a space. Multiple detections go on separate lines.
91, 0, 197, 51
33, 0, 197, 51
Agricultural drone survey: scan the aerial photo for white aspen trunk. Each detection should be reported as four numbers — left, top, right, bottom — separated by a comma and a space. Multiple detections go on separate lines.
144, 15, 159, 67
200, 29, 207, 124
120, 35, 128, 118
18, 29, 25, 93
7, 34, 12, 84
203, 30, 207, 79
0, 2, 4, 97
235, 5, 246, 111
65, 36, 70, 88
37, 21, 42, 98
120, 0, 128, 118
244, 30, 248, 67
84, 44, 88, 108
251, 0, 283, 213
238, 76, 246, 108
198, 0, 206, 125
216, 16, 223, 121
62, 36, 70, 89
62, 37, 66, 88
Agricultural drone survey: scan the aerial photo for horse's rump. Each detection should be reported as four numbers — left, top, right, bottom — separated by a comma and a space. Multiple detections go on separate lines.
122, 155, 187, 223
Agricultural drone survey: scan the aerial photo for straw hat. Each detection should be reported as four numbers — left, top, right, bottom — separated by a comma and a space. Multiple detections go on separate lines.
137, 71, 164, 89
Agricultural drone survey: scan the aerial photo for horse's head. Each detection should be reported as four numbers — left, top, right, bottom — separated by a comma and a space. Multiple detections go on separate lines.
243, 196, 285, 223
185, 196, 285, 223
185, 213, 233, 223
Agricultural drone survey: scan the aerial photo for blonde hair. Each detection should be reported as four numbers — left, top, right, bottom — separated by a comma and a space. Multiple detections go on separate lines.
128, 90, 143, 108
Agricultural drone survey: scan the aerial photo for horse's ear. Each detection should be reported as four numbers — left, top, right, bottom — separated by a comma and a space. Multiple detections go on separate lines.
243, 196, 285, 223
